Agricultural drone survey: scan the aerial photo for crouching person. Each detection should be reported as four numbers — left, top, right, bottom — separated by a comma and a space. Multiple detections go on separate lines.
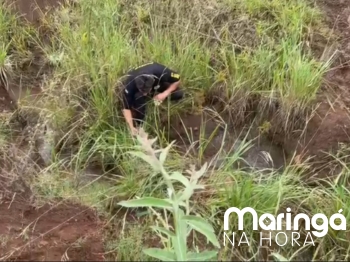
121, 62, 184, 136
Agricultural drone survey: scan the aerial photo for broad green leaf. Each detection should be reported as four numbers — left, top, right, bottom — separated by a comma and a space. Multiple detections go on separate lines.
183, 216, 220, 248
118, 197, 173, 209
182, 215, 215, 232
143, 248, 176, 261
179, 186, 194, 202
173, 193, 187, 208
136, 210, 150, 217
174, 191, 182, 201
151, 226, 176, 238
128, 151, 160, 171
170, 171, 190, 187
178, 209, 188, 237
178, 183, 205, 202
172, 209, 187, 261
178, 200, 187, 208
183, 215, 216, 240
159, 141, 175, 165
187, 251, 218, 261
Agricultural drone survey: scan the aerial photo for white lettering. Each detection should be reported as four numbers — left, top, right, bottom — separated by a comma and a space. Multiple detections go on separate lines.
304, 232, 315, 246
311, 214, 328, 237
275, 232, 288, 247
286, 208, 292, 230
291, 232, 301, 246
238, 232, 250, 246
223, 207, 258, 231
293, 213, 310, 231
223, 232, 234, 247
329, 209, 346, 231
259, 214, 276, 230
223, 207, 347, 247
260, 232, 272, 246
276, 213, 284, 230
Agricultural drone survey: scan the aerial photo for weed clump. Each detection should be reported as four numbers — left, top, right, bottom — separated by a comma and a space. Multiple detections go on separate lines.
0, 0, 348, 261
21, 0, 334, 170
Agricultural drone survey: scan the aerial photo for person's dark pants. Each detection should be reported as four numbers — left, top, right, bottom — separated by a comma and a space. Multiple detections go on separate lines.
132, 83, 184, 127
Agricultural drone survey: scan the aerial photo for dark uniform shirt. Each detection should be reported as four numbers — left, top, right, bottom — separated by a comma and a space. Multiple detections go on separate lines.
122, 62, 181, 110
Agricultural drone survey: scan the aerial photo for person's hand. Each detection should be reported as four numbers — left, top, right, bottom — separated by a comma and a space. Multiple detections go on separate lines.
131, 127, 139, 136
154, 92, 167, 102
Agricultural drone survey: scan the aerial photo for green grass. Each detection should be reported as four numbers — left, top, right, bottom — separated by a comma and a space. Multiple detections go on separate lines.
0, 0, 348, 261
37, 0, 334, 135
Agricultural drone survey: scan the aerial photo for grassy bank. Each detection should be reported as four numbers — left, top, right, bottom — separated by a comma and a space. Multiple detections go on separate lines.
1, 0, 349, 261
21, 0, 334, 169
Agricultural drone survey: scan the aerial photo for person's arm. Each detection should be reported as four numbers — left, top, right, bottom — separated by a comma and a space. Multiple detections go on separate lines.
162, 80, 180, 97
121, 87, 137, 134
158, 70, 181, 99
122, 109, 134, 130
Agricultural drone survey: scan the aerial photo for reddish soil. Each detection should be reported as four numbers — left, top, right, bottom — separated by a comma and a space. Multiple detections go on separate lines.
0, 191, 105, 261
7, 0, 65, 24
311, 0, 350, 138
0, 125, 106, 258
0, 2, 107, 261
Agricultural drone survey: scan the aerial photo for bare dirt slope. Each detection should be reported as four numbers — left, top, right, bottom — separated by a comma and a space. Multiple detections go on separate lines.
266, 0, 350, 177
0, 91, 106, 261
0, 193, 105, 261
306, 0, 350, 158
8, 0, 64, 24
0, 1, 106, 261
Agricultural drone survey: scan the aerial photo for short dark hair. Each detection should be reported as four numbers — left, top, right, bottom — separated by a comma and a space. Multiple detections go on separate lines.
135, 75, 155, 92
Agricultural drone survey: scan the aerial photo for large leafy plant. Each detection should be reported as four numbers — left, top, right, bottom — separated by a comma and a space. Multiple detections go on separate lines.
118, 129, 220, 261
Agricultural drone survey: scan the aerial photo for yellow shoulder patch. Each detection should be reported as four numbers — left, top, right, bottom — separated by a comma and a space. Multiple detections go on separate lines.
171, 73, 180, 79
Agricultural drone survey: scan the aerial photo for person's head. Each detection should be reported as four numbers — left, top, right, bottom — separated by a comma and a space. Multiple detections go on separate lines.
135, 75, 155, 95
